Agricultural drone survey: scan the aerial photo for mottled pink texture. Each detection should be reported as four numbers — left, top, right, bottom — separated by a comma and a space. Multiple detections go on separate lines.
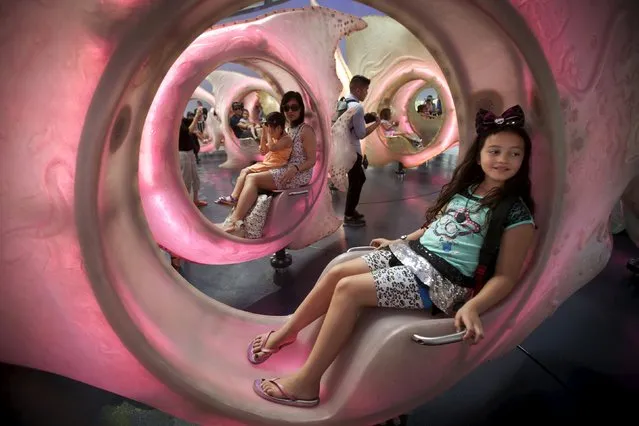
0, 1, 637, 426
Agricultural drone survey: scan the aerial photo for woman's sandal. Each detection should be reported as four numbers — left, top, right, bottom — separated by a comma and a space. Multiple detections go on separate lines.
214, 195, 237, 206
247, 331, 296, 365
252, 378, 319, 408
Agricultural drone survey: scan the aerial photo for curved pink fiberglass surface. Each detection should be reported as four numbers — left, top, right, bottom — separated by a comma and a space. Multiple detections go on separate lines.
138, 7, 364, 264
0, 1, 637, 425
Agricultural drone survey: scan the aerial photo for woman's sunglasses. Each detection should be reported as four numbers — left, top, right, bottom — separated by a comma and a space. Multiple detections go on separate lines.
283, 104, 300, 112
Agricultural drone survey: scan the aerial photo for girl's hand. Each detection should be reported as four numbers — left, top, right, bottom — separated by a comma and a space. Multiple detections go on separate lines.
370, 238, 397, 250
281, 165, 297, 183
454, 302, 484, 345
259, 143, 268, 155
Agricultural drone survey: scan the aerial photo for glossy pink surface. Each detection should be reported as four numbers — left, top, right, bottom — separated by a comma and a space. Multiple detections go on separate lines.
0, 1, 637, 425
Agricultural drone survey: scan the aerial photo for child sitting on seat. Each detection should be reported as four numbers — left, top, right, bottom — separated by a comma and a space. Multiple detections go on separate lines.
249, 105, 536, 408
379, 108, 424, 150
379, 108, 400, 137
215, 111, 292, 206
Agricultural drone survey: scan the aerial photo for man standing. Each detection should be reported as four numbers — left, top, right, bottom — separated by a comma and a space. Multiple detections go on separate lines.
187, 111, 201, 164
341, 75, 380, 227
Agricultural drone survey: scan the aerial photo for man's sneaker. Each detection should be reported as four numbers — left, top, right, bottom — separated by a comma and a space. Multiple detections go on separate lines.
352, 210, 365, 220
343, 216, 366, 227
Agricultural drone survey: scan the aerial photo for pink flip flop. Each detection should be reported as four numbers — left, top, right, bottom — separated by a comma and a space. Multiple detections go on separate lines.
253, 378, 319, 408
247, 331, 295, 365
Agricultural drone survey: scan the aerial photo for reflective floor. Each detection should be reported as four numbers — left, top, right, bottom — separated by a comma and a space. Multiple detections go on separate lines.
2, 147, 638, 426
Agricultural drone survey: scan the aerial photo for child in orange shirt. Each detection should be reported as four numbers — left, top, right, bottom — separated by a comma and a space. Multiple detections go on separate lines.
215, 111, 292, 206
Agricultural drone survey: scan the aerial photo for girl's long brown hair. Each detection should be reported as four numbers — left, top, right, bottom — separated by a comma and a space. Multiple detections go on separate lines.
423, 127, 535, 226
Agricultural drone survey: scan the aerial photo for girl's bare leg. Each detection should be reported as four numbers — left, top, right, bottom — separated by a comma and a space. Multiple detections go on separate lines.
251, 258, 370, 359
259, 272, 378, 400
231, 168, 250, 199
223, 171, 276, 232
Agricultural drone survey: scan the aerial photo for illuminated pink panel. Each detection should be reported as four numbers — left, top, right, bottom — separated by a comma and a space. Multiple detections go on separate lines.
139, 7, 366, 264
0, 1, 637, 426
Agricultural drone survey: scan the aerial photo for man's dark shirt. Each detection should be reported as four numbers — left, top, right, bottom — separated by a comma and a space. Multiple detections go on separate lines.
179, 120, 195, 151
229, 115, 243, 138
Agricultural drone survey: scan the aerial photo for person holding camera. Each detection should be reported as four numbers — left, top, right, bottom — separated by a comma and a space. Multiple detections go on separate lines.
179, 109, 207, 208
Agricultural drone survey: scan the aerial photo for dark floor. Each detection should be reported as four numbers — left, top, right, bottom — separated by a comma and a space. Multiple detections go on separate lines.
2, 148, 638, 426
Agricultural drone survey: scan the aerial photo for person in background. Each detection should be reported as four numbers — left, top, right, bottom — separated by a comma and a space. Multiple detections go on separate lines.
179, 109, 207, 207
341, 75, 381, 227
253, 99, 265, 123
186, 111, 201, 164
230, 102, 254, 139
221, 92, 316, 235
249, 105, 536, 409
215, 111, 293, 206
